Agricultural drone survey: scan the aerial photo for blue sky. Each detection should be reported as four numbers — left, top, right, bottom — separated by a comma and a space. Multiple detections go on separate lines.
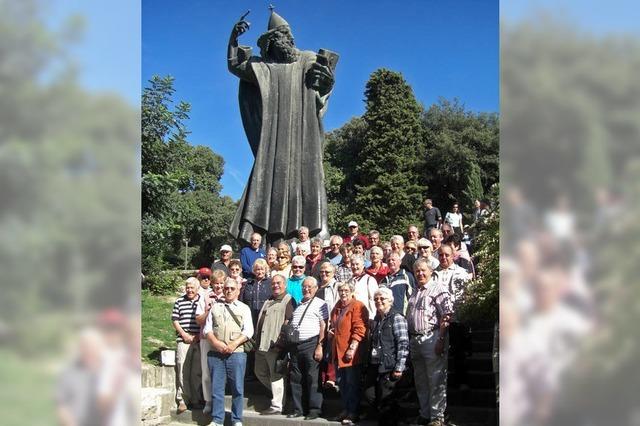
142, 0, 499, 201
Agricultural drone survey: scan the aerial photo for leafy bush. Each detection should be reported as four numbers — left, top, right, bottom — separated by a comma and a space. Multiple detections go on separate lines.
144, 270, 184, 295
458, 185, 499, 323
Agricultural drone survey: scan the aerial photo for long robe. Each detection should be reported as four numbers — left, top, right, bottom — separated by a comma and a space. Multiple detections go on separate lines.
229, 51, 331, 245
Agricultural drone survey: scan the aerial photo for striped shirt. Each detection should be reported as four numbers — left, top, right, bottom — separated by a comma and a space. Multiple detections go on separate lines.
290, 297, 329, 341
171, 294, 200, 342
405, 275, 453, 335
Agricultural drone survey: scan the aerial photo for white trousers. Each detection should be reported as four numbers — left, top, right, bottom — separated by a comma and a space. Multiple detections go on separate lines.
175, 340, 202, 404
199, 338, 212, 402
254, 350, 285, 411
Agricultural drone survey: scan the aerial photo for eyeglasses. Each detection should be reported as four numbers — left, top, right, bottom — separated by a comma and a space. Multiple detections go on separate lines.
223, 287, 237, 291
319, 270, 331, 274
418, 246, 430, 250
373, 297, 387, 301
292, 265, 305, 269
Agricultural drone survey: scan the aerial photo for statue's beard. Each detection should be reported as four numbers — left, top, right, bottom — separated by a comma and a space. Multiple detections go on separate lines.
268, 40, 298, 64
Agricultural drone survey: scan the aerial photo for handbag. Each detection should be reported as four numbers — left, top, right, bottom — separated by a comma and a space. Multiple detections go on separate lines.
224, 304, 256, 353
281, 297, 315, 345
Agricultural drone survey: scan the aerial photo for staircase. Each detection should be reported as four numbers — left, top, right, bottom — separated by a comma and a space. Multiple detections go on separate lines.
446, 322, 498, 426
148, 322, 498, 426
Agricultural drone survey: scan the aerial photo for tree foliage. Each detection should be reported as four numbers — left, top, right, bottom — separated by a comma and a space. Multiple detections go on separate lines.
141, 75, 236, 276
324, 70, 499, 238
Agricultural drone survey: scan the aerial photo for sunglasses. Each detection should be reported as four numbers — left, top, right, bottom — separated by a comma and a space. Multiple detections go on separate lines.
292, 265, 305, 269
419, 246, 430, 250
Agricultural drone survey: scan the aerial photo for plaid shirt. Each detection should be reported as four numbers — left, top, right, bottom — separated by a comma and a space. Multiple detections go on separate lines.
335, 264, 353, 283
370, 310, 410, 372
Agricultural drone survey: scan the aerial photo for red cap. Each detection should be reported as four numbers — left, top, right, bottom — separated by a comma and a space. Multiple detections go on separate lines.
198, 267, 212, 277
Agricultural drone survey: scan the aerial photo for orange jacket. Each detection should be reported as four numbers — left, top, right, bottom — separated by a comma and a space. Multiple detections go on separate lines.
330, 299, 368, 368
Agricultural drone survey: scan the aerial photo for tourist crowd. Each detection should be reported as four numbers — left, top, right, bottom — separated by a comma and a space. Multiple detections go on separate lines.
170, 200, 487, 426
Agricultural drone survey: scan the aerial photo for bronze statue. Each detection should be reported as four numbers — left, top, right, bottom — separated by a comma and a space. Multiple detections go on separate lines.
227, 7, 338, 245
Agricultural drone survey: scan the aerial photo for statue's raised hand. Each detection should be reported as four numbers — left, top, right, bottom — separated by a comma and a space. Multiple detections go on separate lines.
306, 62, 334, 96
232, 19, 250, 38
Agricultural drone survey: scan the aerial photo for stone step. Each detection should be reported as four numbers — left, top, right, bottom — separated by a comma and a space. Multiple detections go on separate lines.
447, 406, 498, 425
469, 328, 494, 343
169, 408, 380, 425
459, 352, 494, 372
448, 369, 496, 389
471, 339, 493, 353
142, 363, 176, 389
448, 388, 497, 408
142, 387, 174, 426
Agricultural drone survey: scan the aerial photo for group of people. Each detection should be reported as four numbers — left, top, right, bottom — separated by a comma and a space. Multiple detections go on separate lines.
171, 201, 483, 426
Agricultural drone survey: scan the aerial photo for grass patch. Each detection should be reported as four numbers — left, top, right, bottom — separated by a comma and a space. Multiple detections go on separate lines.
142, 289, 178, 365
0, 349, 56, 425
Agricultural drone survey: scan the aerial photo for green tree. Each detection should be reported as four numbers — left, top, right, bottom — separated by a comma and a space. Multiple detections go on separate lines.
356, 69, 425, 237
141, 75, 235, 275
422, 99, 499, 212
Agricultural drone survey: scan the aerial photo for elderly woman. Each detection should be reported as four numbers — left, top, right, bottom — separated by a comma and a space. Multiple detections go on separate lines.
254, 274, 295, 415
228, 259, 247, 290
416, 238, 440, 271
287, 255, 307, 304
241, 258, 273, 330
365, 246, 389, 284
350, 254, 379, 320
335, 243, 354, 283
266, 247, 279, 271
330, 281, 368, 425
271, 242, 292, 278
305, 237, 325, 279
364, 287, 410, 426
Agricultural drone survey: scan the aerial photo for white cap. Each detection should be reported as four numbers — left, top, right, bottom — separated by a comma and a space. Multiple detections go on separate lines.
348, 221, 358, 227
220, 244, 232, 252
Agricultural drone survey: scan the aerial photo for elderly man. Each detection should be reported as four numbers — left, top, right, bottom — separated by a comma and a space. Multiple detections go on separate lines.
368, 229, 381, 248
390, 235, 415, 273
350, 254, 379, 320
195, 269, 226, 413
381, 252, 416, 315
172, 277, 202, 413
292, 226, 311, 255
343, 221, 371, 249
287, 255, 307, 304
288, 277, 329, 420
240, 232, 266, 279
254, 274, 295, 415
211, 245, 233, 275
227, 9, 336, 244
406, 258, 454, 426
422, 199, 442, 234
436, 245, 472, 390
204, 279, 253, 426
428, 228, 444, 254
325, 235, 343, 265
364, 287, 410, 426
407, 225, 420, 244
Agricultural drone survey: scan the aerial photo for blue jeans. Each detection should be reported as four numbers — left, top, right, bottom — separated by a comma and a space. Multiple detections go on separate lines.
337, 364, 361, 417
207, 351, 246, 424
